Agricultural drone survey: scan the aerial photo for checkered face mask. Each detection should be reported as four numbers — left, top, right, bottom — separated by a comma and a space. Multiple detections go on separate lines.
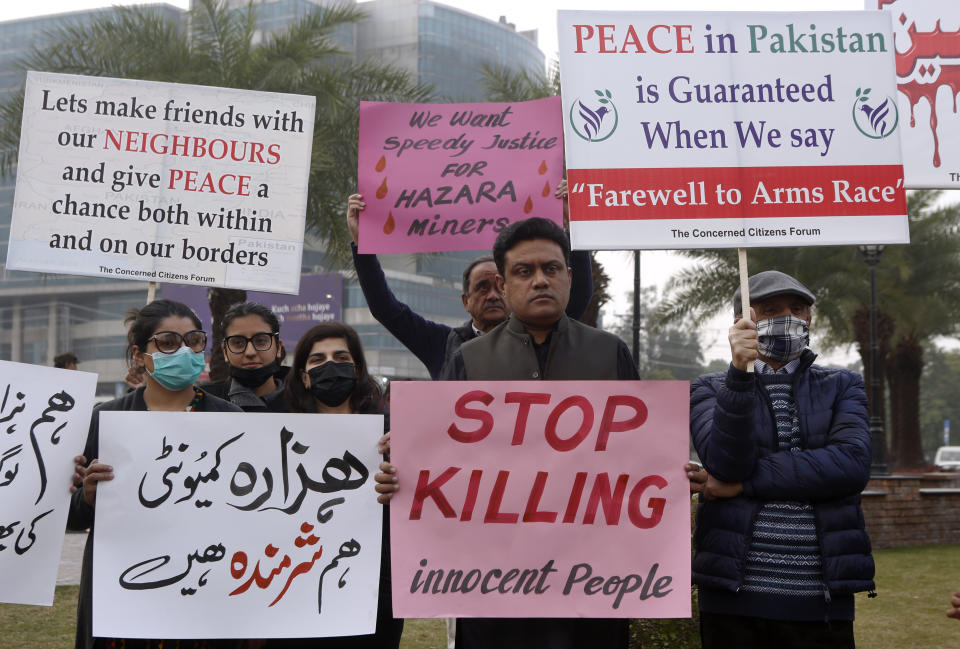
756, 314, 809, 363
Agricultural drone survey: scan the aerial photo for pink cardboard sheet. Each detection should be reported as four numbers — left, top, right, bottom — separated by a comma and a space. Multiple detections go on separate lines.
357, 97, 564, 254
389, 380, 691, 619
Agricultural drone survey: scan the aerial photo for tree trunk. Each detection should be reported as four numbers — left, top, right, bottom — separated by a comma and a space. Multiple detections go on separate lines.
888, 334, 926, 470
579, 252, 609, 328
852, 306, 893, 439
207, 288, 246, 381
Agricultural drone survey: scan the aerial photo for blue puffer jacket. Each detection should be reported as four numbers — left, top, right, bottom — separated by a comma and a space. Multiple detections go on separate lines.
690, 350, 875, 595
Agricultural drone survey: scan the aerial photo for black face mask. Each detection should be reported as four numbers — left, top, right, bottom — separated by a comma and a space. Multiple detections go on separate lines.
307, 361, 357, 407
228, 361, 279, 389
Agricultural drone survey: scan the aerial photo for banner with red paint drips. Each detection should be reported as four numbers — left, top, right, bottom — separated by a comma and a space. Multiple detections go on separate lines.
873, 0, 960, 188
389, 380, 691, 619
357, 98, 564, 254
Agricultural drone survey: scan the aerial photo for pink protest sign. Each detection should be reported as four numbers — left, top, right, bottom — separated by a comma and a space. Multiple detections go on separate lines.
389, 381, 691, 619
357, 97, 564, 254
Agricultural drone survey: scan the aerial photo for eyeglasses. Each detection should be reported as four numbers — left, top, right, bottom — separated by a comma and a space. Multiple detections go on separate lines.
148, 330, 207, 354
223, 332, 277, 354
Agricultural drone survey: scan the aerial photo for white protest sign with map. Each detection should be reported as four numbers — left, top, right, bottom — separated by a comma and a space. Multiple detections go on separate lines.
558, 11, 909, 250
7, 72, 314, 294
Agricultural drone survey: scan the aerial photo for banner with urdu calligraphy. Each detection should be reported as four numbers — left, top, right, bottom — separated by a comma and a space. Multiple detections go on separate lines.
871, 0, 960, 188
0, 360, 96, 606
93, 412, 383, 638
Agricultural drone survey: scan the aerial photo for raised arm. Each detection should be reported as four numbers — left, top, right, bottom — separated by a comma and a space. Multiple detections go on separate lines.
348, 194, 454, 379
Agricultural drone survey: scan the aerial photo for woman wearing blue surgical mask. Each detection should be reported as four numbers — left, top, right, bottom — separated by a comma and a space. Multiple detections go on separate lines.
267, 322, 400, 649
67, 299, 242, 649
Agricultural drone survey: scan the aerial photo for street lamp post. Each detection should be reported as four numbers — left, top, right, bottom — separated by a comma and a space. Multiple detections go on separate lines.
858, 244, 889, 476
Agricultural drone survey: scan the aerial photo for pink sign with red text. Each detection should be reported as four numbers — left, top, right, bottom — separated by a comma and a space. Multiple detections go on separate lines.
389, 381, 691, 619
357, 98, 564, 254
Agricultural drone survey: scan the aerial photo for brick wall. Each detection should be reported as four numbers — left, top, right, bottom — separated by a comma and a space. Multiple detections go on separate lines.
861, 473, 960, 550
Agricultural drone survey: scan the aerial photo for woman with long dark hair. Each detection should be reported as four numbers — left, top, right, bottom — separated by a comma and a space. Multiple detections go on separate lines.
68, 299, 242, 649
271, 321, 401, 649
280, 321, 381, 416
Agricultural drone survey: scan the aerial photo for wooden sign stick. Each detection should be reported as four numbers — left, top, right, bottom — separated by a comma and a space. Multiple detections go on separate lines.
737, 247, 753, 374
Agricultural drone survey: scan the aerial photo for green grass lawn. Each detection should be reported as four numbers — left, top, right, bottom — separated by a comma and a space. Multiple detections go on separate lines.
2, 545, 958, 649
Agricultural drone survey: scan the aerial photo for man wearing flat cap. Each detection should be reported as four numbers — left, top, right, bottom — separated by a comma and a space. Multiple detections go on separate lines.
689, 270, 875, 649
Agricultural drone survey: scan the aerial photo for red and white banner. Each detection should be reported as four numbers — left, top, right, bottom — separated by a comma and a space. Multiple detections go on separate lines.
872, 0, 960, 188
558, 11, 909, 250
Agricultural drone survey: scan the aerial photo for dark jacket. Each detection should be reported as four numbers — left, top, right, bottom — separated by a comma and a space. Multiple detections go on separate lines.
201, 372, 286, 412
446, 313, 637, 381
350, 243, 594, 379
442, 313, 636, 649
68, 387, 242, 649
689, 350, 875, 597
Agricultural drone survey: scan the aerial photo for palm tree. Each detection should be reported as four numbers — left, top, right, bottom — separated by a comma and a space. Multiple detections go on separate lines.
0, 0, 431, 379
654, 190, 960, 470
478, 61, 611, 327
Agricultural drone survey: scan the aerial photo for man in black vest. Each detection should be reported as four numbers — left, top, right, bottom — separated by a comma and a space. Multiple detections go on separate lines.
441, 217, 636, 649
346, 193, 593, 379
442, 217, 635, 384
377, 218, 705, 648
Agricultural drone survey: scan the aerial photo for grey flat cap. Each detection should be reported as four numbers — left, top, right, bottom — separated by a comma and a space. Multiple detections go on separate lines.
732, 270, 815, 315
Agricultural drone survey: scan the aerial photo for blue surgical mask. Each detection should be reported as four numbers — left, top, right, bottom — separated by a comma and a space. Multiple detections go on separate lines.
147, 346, 206, 391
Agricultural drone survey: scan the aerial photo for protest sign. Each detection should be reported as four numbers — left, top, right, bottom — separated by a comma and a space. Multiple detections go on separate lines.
357, 97, 564, 254
7, 71, 314, 294
872, 0, 960, 188
162, 273, 343, 352
0, 361, 96, 606
389, 381, 691, 619
93, 412, 383, 638
558, 11, 909, 250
